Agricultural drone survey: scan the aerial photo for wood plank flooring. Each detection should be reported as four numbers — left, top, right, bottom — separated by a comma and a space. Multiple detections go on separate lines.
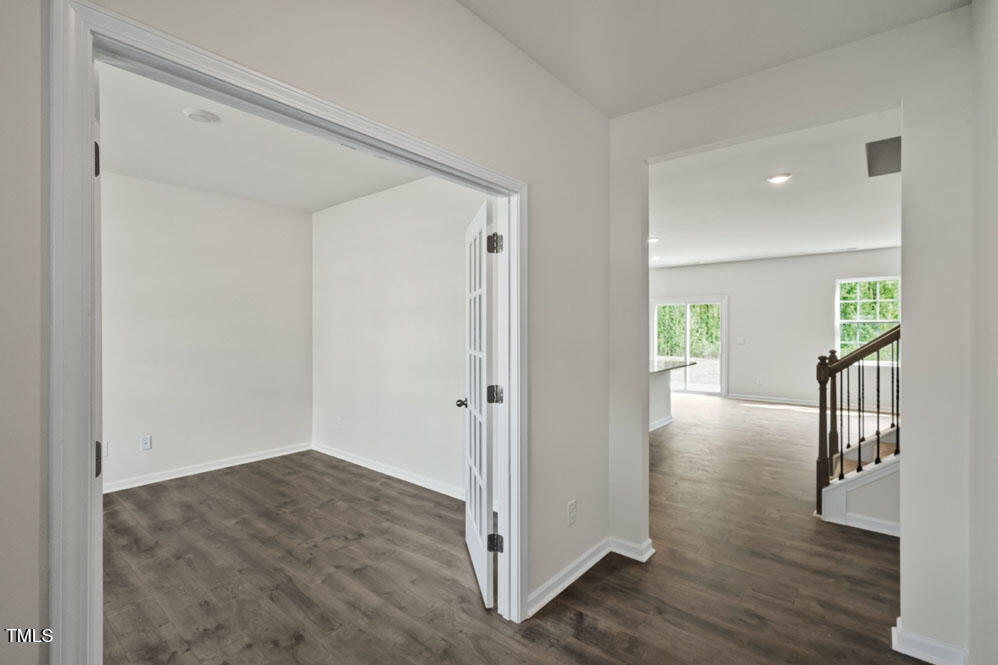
104, 393, 919, 664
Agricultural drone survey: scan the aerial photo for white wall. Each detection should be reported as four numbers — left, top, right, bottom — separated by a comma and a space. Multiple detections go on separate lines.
312, 177, 487, 497
610, 7, 974, 653
101, 174, 313, 488
972, 1, 998, 662
650, 248, 900, 405
71, 0, 611, 600
0, 1, 44, 663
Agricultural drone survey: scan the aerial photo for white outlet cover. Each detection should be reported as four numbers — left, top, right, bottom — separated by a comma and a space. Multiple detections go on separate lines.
140, 435, 153, 451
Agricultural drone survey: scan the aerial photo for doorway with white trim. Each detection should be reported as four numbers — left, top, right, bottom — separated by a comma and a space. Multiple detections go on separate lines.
48, 4, 527, 661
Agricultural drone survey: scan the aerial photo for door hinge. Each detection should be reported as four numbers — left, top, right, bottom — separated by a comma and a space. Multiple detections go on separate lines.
487, 232, 503, 254
94, 141, 100, 177
487, 533, 503, 553
95, 441, 102, 478
487, 384, 503, 404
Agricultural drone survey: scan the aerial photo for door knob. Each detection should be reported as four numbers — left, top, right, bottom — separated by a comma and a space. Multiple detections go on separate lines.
456, 398, 468, 408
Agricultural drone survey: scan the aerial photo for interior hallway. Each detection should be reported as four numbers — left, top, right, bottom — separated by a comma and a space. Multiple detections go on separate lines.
104, 393, 918, 664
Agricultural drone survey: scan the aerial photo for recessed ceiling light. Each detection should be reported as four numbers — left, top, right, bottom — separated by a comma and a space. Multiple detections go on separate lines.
648, 237, 660, 244
182, 107, 221, 123
650, 256, 661, 261
766, 173, 792, 184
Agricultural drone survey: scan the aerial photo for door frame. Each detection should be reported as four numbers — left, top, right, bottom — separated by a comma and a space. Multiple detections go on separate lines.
649, 295, 729, 396
48, 1, 529, 661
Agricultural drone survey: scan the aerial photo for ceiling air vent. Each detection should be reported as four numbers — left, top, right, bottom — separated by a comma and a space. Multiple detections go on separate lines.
866, 136, 901, 177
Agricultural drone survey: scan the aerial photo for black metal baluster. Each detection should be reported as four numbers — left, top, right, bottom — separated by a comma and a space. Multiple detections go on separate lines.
846, 367, 851, 449
856, 360, 863, 472
859, 360, 865, 442
891, 341, 896, 428
875, 350, 882, 464
839, 374, 845, 480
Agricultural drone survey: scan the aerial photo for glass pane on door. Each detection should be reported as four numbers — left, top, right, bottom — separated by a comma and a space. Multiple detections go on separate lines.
687, 303, 721, 393
655, 304, 687, 390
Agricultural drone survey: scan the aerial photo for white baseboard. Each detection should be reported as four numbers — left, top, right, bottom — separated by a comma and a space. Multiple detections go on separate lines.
101, 441, 312, 493
821, 512, 899, 537
727, 392, 819, 408
526, 538, 611, 618
649, 415, 674, 431
839, 513, 899, 537
311, 442, 464, 500
526, 535, 655, 618
101, 438, 466, 501
609, 537, 655, 562
892, 618, 968, 665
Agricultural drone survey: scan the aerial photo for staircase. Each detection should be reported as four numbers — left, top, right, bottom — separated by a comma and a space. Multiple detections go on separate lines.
815, 325, 900, 536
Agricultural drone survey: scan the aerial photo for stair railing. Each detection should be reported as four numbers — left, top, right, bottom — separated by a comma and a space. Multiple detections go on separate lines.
815, 325, 900, 514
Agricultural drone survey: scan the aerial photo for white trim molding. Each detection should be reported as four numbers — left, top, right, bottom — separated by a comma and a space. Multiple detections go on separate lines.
892, 618, 969, 665
609, 537, 655, 562
101, 440, 466, 500
525, 536, 656, 617
820, 454, 899, 537
311, 442, 464, 500
836, 514, 900, 538
49, 3, 530, 659
102, 442, 312, 493
649, 415, 674, 431
526, 538, 611, 618
726, 393, 820, 408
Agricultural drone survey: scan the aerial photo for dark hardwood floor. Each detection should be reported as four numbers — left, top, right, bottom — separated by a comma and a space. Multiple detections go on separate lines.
104, 393, 918, 664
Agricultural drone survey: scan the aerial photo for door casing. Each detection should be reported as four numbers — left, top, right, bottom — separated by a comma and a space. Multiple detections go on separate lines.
47, 2, 529, 662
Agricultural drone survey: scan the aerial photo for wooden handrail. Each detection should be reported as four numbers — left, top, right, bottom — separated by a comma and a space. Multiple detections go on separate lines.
815, 324, 901, 515
829, 325, 900, 373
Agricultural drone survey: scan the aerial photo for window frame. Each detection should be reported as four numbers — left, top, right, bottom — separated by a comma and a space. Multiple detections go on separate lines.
834, 275, 901, 361
649, 295, 728, 396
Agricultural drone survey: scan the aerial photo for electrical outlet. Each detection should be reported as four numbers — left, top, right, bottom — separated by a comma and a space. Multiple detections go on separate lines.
140, 434, 152, 452
567, 499, 577, 526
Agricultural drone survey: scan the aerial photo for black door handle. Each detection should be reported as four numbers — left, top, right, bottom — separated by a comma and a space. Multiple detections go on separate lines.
456, 398, 468, 408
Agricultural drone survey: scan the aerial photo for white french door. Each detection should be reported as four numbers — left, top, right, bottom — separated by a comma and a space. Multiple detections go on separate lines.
463, 202, 494, 608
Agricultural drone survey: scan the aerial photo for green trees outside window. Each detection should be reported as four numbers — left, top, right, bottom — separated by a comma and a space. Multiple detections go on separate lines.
837, 278, 900, 358
655, 301, 722, 393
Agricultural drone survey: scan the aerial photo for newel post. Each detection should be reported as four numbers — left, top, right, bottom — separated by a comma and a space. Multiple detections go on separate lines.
816, 355, 830, 514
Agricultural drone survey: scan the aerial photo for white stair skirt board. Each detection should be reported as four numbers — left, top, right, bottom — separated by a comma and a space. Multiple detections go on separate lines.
820, 453, 899, 537
311, 442, 464, 501
526, 537, 655, 618
101, 441, 313, 493
840, 427, 898, 462
649, 415, 674, 431
892, 618, 969, 665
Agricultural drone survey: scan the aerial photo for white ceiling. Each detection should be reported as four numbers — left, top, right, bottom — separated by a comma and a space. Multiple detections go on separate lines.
456, 0, 967, 117
648, 109, 902, 268
97, 63, 426, 212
